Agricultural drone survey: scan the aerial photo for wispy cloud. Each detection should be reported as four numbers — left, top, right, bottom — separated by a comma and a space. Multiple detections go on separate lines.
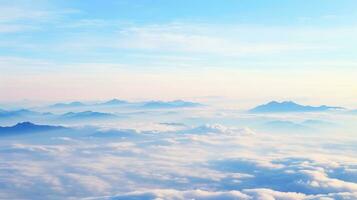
56, 22, 341, 57
0, 1, 80, 33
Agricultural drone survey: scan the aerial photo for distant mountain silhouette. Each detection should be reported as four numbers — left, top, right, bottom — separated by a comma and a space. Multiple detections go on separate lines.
0, 109, 36, 117
49, 101, 86, 108
142, 100, 202, 109
0, 122, 65, 135
263, 120, 310, 130
0, 109, 53, 118
46, 99, 204, 109
98, 99, 128, 106
249, 101, 343, 113
302, 119, 335, 127
58, 111, 118, 120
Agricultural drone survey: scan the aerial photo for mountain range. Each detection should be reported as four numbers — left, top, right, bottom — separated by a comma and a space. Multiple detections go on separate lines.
49, 101, 86, 108
0, 122, 66, 135
0, 109, 53, 118
47, 99, 202, 109
141, 100, 202, 109
57, 111, 118, 120
0, 108, 118, 122
249, 101, 344, 113
97, 99, 128, 106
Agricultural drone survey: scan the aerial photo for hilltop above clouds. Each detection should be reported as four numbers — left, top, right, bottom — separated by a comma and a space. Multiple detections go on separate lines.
0, 100, 356, 199
46, 99, 203, 110
249, 101, 344, 113
0, 122, 66, 135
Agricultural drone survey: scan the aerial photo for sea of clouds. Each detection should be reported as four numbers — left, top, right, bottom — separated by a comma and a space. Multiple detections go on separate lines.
0, 104, 356, 200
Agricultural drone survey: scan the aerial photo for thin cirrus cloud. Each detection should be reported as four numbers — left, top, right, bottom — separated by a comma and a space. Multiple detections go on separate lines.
0, 0, 356, 105
54, 23, 349, 57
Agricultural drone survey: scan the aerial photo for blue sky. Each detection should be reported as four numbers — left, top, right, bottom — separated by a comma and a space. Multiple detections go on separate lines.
0, 0, 356, 106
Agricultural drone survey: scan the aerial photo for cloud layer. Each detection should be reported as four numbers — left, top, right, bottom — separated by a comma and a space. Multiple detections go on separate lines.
0, 105, 356, 199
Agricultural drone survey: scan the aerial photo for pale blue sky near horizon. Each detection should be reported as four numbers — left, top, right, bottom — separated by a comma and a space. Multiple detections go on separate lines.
0, 0, 356, 107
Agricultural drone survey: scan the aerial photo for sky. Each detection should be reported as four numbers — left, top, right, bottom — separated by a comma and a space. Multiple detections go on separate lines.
1, 1, 357, 198
0, 0, 357, 107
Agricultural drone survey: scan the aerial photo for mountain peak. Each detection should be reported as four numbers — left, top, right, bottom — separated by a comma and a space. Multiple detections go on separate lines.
101, 99, 128, 105
14, 121, 36, 127
59, 111, 117, 120
250, 101, 343, 113
0, 122, 65, 135
142, 100, 202, 109
50, 101, 85, 108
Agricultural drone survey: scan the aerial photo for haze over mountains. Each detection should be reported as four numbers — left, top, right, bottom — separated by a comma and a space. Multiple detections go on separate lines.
50, 101, 86, 109
0, 100, 353, 126
141, 100, 202, 109
1, 0, 357, 198
0, 99, 356, 199
0, 99, 352, 137
0, 122, 65, 135
0, 109, 50, 118
44, 99, 352, 113
47, 99, 203, 109
57, 111, 119, 121
99, 99, 128, 106
249, 101, 344, 113
2, 99, 349, 115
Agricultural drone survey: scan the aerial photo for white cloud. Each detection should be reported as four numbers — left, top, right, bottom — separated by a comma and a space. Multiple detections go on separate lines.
0, 109, 357, 199
57, 23, 337, 57
105, 189, 250, 200
89, 189, 357, 200
298, 169, 357, 193
0, 2, 80, 33
183, 124, 256, 135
